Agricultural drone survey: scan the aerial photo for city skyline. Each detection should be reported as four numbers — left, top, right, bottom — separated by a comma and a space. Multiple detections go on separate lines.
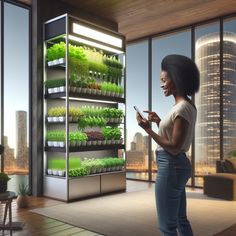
3, 110, 28, 174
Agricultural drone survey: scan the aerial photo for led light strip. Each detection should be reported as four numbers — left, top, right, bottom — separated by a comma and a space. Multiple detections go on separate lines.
73, 23, 122, 48
61, 96, 118, 104
69, 35, 124, 54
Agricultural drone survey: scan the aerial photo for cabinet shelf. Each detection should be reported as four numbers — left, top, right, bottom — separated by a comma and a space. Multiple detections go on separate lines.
46, 120, 124, 126
45, 92, 125, 103
45, 144, 125, 152
45, 170, 126, 179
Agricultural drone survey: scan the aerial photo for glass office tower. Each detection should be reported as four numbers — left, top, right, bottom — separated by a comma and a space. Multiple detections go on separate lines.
195, 32, 236, 177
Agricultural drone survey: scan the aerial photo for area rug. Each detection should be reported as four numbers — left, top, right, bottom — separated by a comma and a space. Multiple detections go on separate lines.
31, 189, 236, 236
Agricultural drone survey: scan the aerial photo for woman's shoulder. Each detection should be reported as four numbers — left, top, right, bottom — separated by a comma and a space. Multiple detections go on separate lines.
172, 100, 196, 121
176, 99, 196, 111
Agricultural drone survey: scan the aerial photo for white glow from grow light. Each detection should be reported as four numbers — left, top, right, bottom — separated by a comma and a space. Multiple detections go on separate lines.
73, 23, 122, 48
62, 96, 118, 104
68, 35, 124, 54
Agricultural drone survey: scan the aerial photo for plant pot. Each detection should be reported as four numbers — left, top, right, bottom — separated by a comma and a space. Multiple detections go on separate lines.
58, 170, 65, 177
97, 140, 102, 145
87, 141, 92, 146
0, 181, 8, 193
52, 170, 59, 176
59, 58, 65, 64
47, 141, 53, 147
69, 141, 76, 147
48, 88, 54, 94
53, 141, 60, 147
59, 142, 65, 147
58, 116, 65, 122
92, 140, 97, 146
47, 117, 54, 122
52, 117, 58, 122
59, 86, 65, 92
16, 195, 29, 208
53, 87, 60, 93
76, 87, 82, 93
72, 116, 78, 122
71, 86, 76, 93
81, 141, 87, 146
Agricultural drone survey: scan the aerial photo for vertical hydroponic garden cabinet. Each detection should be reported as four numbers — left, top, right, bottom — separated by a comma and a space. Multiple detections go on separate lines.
43, 14, 126, 201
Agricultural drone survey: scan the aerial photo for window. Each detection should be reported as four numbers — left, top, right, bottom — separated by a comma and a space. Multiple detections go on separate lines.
152, 30, 191, 180
3, 2, 29, 192
126, 41, 148, 180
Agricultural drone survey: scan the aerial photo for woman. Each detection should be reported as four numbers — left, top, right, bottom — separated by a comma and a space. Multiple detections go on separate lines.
136, 54, 199, 236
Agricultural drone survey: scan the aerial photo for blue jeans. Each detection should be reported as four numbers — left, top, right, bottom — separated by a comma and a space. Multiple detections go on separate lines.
155, 150, 193, 236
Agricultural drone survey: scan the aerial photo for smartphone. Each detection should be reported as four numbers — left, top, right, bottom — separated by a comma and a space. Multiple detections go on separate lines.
133, 106, 146, 119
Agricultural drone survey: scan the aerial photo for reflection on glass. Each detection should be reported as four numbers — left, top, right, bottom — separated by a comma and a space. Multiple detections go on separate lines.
4, 3, 29, 192
126, 41, 148, 180
223, 18, 236, 159
152, 31, 191, 181
195, 23, 220, 186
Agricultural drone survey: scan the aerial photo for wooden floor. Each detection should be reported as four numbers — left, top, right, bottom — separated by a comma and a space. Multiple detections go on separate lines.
1, 181, 233, 236
0, 180, 154, 236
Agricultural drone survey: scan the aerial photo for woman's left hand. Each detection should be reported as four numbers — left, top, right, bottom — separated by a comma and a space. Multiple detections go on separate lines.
136, 112, 151, 130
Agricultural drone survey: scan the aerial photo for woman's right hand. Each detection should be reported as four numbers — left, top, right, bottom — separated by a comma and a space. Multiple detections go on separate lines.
143, 111, 161, 125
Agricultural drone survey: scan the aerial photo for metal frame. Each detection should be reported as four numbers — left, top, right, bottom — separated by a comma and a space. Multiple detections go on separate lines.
148, 38, 152, 182
127, 12, 236, 187
43, 14, 126, 201
0, 0, 4, 173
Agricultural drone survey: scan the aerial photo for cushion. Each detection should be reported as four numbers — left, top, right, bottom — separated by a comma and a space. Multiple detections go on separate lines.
225, 158, 236, 173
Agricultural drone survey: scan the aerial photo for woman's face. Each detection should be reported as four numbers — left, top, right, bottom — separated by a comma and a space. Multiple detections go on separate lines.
160, 71, 176, 96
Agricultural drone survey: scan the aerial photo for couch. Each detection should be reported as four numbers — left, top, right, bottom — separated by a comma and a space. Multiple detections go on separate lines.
203, 158, 236, 200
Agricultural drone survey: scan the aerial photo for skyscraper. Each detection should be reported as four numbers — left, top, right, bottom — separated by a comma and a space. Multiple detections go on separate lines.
133, 132, 144, 151
16, 110, 28, 170
195, 32, 236, 170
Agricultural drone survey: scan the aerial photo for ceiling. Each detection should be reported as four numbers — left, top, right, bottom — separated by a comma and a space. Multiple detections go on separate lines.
21, 0, 236, 42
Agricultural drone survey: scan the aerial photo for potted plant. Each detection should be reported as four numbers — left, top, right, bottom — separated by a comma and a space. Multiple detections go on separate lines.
0, 172, 10, 193
16, 183, 29, 208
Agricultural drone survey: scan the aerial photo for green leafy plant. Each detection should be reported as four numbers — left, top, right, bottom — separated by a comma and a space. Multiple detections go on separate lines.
0, 172, 10, 193
44, 79, 65, 89
0, 172, 10, 182
18, 183, 29, 196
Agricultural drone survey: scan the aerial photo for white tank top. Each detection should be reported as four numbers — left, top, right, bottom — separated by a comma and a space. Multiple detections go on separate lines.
157, 100, 197, 153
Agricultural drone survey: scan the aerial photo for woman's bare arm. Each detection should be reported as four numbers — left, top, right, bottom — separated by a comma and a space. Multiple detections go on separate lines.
137, 113, 188, 155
